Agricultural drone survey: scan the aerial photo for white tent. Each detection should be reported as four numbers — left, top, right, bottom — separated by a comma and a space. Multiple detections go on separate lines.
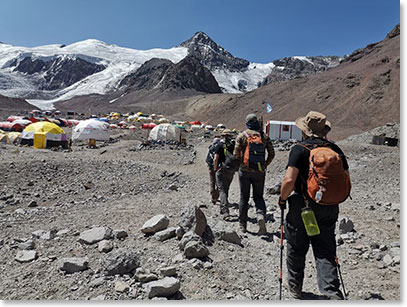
72, 119, 110, 141
148, 123, 181, 142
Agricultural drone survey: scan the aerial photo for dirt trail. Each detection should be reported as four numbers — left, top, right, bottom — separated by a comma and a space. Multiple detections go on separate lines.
0, 127, 400, 300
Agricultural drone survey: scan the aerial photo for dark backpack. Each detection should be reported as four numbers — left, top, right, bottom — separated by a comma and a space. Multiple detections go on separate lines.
223, 142, 241, 172
206, 143, 217, 169
243, 131, 266, 171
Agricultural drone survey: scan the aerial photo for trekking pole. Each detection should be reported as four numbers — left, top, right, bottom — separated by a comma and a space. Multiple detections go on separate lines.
335, 256, 348, 300
279, 208, 284, 300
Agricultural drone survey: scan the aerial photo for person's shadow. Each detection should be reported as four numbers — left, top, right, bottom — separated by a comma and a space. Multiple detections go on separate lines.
301, 291, 329, 300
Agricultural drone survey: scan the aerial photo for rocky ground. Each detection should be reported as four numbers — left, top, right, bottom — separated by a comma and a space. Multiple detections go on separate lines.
0, 124, 400, 301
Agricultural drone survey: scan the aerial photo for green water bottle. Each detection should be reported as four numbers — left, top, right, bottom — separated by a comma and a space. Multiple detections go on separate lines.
301, 207, 320, 236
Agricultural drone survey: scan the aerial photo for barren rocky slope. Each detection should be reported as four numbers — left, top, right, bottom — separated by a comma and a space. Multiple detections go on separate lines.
0, 125, 400, 300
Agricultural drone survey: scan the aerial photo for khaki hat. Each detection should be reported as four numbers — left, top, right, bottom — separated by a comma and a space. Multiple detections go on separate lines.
295, 111, 327, 137
221, 128, 233, 137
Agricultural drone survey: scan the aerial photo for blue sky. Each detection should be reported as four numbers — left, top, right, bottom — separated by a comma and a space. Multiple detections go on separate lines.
0, 0, 400, 63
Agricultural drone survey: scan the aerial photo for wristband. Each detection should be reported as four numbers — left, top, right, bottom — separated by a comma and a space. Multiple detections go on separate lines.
278, 196, 287, 205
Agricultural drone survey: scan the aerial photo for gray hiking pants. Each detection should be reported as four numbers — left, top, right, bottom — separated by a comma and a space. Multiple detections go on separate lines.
285, 193, 344, 299
215, 167, 235, 214
238, 170, 266, 224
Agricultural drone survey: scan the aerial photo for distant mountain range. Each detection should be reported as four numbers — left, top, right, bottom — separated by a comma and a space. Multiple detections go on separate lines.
0, 32, 341, 110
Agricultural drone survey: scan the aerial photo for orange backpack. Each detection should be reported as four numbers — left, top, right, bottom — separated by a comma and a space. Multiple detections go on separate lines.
300, 144, 351, 205
243, 131, 266, 171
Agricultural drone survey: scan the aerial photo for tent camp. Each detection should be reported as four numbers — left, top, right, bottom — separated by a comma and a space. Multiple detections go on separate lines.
20, 121, 68, 149
72, 119, 110, 141
148, 123, 181, 143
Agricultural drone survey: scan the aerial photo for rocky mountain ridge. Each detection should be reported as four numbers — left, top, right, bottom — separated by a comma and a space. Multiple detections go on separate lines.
0, 32, 340, 108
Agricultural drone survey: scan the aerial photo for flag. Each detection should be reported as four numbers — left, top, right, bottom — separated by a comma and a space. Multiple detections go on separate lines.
266, 102, 272, 113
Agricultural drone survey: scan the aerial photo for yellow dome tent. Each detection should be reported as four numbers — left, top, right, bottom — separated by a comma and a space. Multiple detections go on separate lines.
20, 122, 67, 149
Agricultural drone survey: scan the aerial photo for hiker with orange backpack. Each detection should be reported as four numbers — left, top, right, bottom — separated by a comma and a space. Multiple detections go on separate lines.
278, 111, 351, 300
234, 114, 275, 234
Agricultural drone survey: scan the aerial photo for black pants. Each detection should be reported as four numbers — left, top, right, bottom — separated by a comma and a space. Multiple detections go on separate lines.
238, 170, 266, 224
216, 168, 235, 213
285, 193, 343, 299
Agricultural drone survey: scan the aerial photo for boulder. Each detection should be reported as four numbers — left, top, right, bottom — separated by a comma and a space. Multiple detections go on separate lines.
100, 248, 139, 276
78, 226, 112, 245
179, 231, 202, 250
210, 220, 242, 245
338, 217, 354, 234
141, 214, 169, 234
58, 257, 89, 273
15, 250, 37, 263
184, 241, 209, 258
143, 277, 180, 298
154, 227, 177, 242
178, 204, 207, 237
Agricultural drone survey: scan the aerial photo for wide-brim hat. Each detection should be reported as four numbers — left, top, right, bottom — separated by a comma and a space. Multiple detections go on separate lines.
295, 111, 327, 137
221, 128, 233, 137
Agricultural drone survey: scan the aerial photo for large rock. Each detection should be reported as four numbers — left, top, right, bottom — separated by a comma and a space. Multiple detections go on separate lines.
178, 204, 207, 237
210, 220, 242, 245
78, 226, 112, 244
338, 217, 354, 234
154, 227, 177, 242
15, 250, 37, 263
179, 231, 202, 250
100, 248, 139, 276
143, 277, 180, 298
184, 241, 209, 258
141, 214, 169, 234
58, 257, 89, 273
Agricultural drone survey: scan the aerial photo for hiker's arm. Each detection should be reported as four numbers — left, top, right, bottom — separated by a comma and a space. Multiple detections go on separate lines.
213, 153, 220, 171
265, 139, 275, 167
233, 134, 244, 159
280, 166, 299, 201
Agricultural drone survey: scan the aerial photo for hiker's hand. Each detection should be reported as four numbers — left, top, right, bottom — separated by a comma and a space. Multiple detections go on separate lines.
278, 196, 287, 210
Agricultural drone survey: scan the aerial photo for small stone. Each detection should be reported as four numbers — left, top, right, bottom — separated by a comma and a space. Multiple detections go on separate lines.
98, 240, 113, 253
32, 230, 56, 240
140, 214, 169, 234
27, 200, 38, 207
115, 281, 130, 293
138, 273, 158, 283
15, 250, 37, 263
154, 227, 177, 242
143, 277, 180, 298
382, 254, 393, 266
159, 266, 177, 277
203, 261, 213, 269
113, 229, 128, 239
78, 227, 112, 245
58, 257, 89, 273
18, 240, 35, 250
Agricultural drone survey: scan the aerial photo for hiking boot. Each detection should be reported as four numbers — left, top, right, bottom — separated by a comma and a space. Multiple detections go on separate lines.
211, 199, 218, 205
239, 222, 247, 233
257, 215, 267, 235
284, 280, 302, 300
